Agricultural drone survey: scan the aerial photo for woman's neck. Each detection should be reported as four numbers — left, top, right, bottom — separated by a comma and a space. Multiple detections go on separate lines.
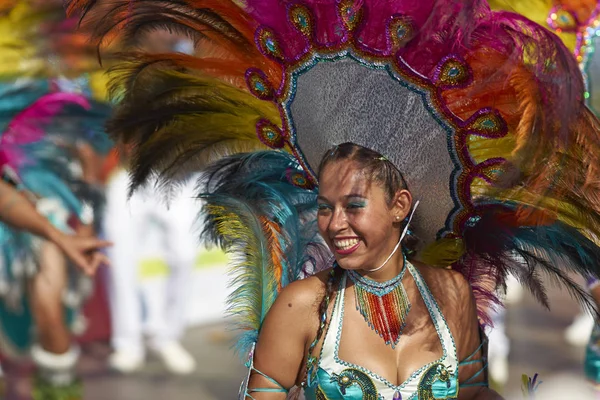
360, 249, 406, 282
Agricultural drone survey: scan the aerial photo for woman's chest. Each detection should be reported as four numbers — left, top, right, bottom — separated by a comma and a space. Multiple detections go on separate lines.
338, 304, 444, 386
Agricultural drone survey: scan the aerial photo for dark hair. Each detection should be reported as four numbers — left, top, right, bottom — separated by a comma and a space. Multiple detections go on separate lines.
303, 143, 417, 385
318, 142, 409, 204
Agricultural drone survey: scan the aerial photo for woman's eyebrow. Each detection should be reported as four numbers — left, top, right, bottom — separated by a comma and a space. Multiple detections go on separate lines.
317, 193, 366, 202
344, 193, 366, 199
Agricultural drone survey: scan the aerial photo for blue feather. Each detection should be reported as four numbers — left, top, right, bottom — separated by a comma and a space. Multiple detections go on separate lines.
0, 80, 50, 131
199, 151, 331, 357
20, 168, 83, 216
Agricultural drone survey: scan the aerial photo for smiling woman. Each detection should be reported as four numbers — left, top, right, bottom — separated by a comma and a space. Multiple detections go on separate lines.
309, 143, 490, 398
316, 144, 414, 272
65, 0, 600, 399
244, 143, 494, 400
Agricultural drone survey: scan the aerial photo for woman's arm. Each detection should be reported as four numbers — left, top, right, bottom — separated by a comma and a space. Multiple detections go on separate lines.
75, 142, 106, 185
0, 180, 110, 274
244, 276, 322, 399
0, 180, 50, 236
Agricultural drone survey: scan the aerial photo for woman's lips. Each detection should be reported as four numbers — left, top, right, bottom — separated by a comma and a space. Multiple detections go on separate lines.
334, 241, 360, 255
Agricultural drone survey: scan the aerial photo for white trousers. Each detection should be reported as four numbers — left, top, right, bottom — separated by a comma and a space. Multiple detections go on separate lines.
103, 170, 200, 354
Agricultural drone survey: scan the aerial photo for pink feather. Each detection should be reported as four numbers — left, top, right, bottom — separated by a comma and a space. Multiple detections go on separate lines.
0, 92, 91, 169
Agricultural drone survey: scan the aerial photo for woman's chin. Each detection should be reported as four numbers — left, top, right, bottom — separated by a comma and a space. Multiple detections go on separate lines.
334, 257, 362, 271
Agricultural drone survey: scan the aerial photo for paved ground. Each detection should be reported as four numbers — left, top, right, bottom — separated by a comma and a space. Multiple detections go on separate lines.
79, 325, 247, 400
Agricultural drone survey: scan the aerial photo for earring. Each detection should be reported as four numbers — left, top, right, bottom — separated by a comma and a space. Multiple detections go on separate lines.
394, 216, 401, 222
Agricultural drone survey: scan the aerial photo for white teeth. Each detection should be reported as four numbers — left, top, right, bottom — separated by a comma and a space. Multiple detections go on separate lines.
334, 238, 359, 250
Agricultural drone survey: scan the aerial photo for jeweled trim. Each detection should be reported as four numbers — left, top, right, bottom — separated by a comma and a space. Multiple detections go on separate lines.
278, 51, 462, 238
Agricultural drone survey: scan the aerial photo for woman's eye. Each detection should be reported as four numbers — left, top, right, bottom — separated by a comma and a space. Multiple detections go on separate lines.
317, 204, 332, 212
347, 202, 366, 209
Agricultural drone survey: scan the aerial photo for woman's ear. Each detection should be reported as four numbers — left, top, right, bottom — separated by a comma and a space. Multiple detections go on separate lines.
391, 189, 412, 222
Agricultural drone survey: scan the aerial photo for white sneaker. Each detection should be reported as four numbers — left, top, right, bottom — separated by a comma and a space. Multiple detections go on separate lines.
108, 349, 145, 373
565, 312, 595, 347
489, 355, 509, 385
149, 341, 197, 375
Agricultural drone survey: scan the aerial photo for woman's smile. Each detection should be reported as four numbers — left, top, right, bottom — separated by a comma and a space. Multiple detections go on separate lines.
333, 237, 361, 255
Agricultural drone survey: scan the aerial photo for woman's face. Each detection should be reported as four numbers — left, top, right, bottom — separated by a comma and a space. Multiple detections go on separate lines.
317, 159, 411, 271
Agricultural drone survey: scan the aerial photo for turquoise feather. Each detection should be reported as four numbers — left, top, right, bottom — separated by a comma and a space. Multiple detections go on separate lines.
200, 151, 331, 356
0, 80, 51, 131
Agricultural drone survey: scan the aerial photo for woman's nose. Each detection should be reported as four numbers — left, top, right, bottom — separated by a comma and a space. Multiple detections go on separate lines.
328, 207, 348, 233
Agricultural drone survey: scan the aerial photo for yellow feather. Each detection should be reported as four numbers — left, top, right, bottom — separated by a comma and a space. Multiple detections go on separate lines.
419, 238, 466, 267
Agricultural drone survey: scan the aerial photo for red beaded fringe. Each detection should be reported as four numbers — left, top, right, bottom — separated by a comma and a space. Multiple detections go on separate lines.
354, 282, 410, 347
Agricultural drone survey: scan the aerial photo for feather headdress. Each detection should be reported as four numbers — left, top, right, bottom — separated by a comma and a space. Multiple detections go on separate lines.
68, 0, 600, 343
201, 151, 330, 353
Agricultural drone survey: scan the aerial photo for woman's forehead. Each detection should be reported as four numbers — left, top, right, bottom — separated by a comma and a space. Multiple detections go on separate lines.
319, 160, 378, 197
321, 159, 365, 182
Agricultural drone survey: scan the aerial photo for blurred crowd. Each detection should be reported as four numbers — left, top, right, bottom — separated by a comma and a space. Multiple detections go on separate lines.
0, 3, 210, 397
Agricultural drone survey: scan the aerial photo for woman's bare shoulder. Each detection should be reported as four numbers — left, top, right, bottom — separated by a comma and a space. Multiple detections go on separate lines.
411, 260, 470, 294
267, 268, 333, 320
253, 270, 335, 390
255, 267, 334, 366
410, 260, 475, 320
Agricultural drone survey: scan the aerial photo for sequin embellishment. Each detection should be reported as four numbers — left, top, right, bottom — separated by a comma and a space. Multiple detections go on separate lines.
289, 4, 313, 37
256, 119, 286, 148
548, 7, 578, 32
388, 15, 414, 49
339, 0, 364, 31
286, 169, 315, 190
256, 27, 284, 60
246, 68, 274, 100
417, 363, 458, 399
333, 368, 379, 399
465, 109, 507, 138
433, 55, 472, 89
465, 215, 481, 228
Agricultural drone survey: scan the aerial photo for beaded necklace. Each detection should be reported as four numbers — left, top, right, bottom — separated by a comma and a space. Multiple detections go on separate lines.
347, 254, 411, 348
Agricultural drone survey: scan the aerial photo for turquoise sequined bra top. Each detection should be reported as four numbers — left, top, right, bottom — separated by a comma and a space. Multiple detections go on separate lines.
303, 262, 459, 400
